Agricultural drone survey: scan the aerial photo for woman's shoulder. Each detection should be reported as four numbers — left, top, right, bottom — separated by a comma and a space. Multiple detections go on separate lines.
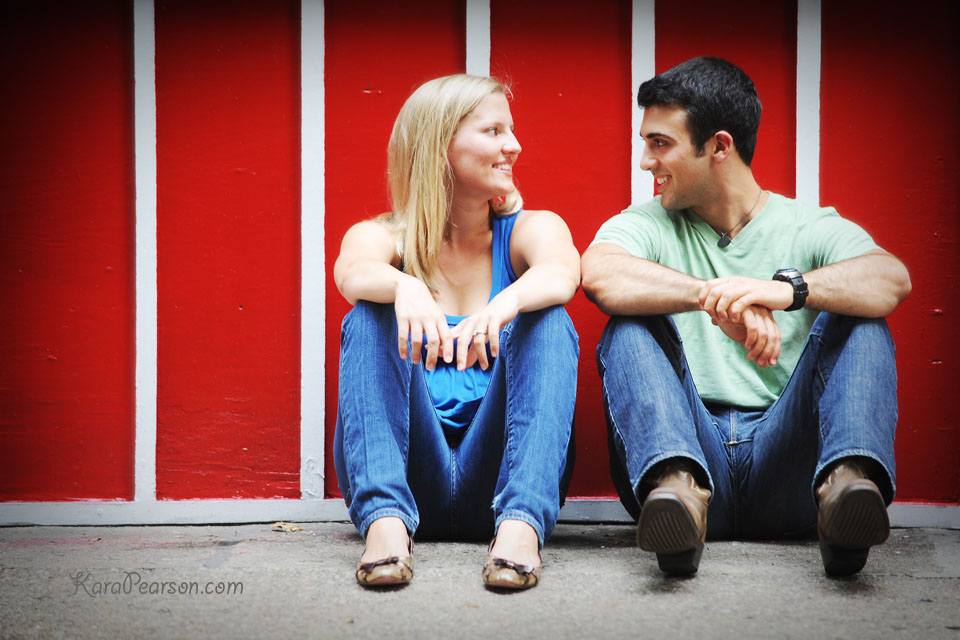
340, 214, 401, 264
346, 214, 399, 239
507, 209, 575, 261
510, 209, 569, 235
505, 208, 578, 277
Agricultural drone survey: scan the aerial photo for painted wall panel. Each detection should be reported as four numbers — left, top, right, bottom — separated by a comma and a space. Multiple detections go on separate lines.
0, 1, 135, 501
655, 0, 798, 198
323, 0, 467, 496
0, 0, 955, 511
155, 0, 301, 499
490, 0, 632, 496
821, 0, 960, 502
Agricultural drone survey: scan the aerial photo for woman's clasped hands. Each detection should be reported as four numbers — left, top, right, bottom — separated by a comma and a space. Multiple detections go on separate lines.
450, 289, 520, 371
394, 274, 519, 372
393, 275, 453, 371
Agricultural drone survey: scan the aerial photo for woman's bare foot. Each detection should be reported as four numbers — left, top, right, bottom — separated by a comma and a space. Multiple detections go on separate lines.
360, 516, 410, 564
489, 519, 540, 568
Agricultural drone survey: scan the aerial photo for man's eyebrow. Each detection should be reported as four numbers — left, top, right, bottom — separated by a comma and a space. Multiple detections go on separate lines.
642, 131, 673, 141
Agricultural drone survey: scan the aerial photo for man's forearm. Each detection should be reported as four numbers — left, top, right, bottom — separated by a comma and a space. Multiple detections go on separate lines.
805, 250, 912, 317
581, 248, 702, 316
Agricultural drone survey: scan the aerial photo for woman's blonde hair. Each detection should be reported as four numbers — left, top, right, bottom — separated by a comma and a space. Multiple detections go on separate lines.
384, 74, 523, 292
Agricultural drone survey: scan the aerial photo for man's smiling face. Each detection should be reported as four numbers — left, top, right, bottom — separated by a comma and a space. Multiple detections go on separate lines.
639, 104, 713, 212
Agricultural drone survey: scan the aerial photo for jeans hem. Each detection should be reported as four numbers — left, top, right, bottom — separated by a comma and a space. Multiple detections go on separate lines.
813, 449, 897, 505
635, 450, 715, 504
358, 508, 418, 540
495, 510, 545, 549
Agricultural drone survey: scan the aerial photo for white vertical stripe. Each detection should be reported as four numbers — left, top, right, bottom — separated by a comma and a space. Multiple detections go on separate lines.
796, 0, 821, 204
631, 0, 655, 203
465, 0, 491, 77
133, 0, 158, 503
301, 0, 326, 499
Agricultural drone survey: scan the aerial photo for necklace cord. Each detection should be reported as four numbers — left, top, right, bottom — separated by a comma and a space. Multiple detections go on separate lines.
718, 188, 763, 248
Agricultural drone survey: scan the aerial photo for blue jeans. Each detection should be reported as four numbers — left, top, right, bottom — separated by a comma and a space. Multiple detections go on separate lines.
334, 301, 578, 546
597, 312, 897, 540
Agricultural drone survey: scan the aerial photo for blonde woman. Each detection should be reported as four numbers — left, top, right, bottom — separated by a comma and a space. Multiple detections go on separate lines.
333, 74, 580, 590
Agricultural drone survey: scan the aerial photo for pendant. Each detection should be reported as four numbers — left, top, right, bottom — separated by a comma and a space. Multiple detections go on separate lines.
718, 234, 731, 248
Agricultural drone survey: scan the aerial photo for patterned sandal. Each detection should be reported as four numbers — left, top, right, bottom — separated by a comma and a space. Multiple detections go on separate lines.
355, 539, 413, 588
482, 539, 541, 590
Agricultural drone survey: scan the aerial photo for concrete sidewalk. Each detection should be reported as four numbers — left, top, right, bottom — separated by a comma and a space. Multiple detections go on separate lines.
1, 523, 958, 639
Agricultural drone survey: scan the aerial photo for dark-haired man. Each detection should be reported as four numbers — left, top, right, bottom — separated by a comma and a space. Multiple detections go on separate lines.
581, 57, 911, 577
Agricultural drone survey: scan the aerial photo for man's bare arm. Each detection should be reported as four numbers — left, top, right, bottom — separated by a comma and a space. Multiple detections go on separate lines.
805, 249, 911, 317
701, 249, 912, 322
583, 242, 783, 366
581, 243, 702, 316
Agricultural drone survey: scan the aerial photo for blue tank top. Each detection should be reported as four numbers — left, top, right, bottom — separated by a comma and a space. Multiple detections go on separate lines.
423, 212, 519, 436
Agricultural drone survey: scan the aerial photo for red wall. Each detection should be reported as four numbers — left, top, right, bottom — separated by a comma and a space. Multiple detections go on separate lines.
1, 0, 956, 506
655, 0, 798, 198
820, 0, 960, 501
323, 0, 468, 497
155, 0, 301, 499
0, 1, 136, 501
490, 0, 632, 496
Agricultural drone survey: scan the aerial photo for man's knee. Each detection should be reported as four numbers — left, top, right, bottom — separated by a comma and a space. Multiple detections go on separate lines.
600, 315, 655, 350
597, 315, 682, 374
813, 313, 896, 365
814, 312, 892, 343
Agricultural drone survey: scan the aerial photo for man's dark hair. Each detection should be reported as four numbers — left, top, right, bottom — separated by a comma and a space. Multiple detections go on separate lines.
637, 57, 761, 166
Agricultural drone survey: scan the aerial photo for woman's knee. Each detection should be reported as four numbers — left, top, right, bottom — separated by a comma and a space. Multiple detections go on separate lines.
339, 301, 402, 365
341, 301, 396, 345
503, 305, 578, 353
342, 300, 394, 333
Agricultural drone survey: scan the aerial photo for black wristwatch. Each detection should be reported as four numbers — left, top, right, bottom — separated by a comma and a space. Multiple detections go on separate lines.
773, 268, 808, 311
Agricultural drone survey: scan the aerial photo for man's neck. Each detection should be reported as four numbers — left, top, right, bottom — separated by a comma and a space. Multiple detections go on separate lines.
691, 168, 764, 239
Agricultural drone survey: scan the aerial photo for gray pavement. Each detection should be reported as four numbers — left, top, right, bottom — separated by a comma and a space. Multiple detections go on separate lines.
1, 522, 958, 639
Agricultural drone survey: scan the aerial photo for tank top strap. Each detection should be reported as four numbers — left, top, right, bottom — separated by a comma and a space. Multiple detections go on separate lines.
491, 211, 520, 296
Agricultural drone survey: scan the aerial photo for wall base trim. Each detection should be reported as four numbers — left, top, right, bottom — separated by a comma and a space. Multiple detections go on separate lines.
0, 499, 349, 527
556, 500, 960, 530
1, 499, 957, 529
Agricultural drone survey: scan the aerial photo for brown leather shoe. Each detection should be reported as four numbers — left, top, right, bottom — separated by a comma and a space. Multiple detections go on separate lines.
816, 459, 889, 577
637, 460, 710, 575
355, 539, 413, 588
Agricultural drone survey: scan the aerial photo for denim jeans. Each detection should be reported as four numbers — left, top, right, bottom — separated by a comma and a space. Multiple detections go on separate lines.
597, 312, 897, 540
334, 301, 578, 547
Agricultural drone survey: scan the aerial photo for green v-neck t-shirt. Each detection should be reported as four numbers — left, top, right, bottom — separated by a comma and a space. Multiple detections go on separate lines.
591, 193, 879, 409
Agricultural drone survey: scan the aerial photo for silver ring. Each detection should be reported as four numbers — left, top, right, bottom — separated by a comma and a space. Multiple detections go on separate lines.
472, 330, 486, 337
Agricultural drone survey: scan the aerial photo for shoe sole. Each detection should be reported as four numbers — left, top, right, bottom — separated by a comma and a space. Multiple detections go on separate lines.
819, 483, 889, 577
358, 577, 410, 587
655, 545, 704, 575
821, 483, 890, 548
820, 541, 870, 578
482, 571, 538, 591
637, 493, 703, 575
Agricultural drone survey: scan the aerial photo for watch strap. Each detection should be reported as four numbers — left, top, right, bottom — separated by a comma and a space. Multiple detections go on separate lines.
773, 268, 808, 311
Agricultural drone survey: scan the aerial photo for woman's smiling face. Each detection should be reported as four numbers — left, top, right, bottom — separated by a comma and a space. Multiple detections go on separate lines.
447, 92, 522, 205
